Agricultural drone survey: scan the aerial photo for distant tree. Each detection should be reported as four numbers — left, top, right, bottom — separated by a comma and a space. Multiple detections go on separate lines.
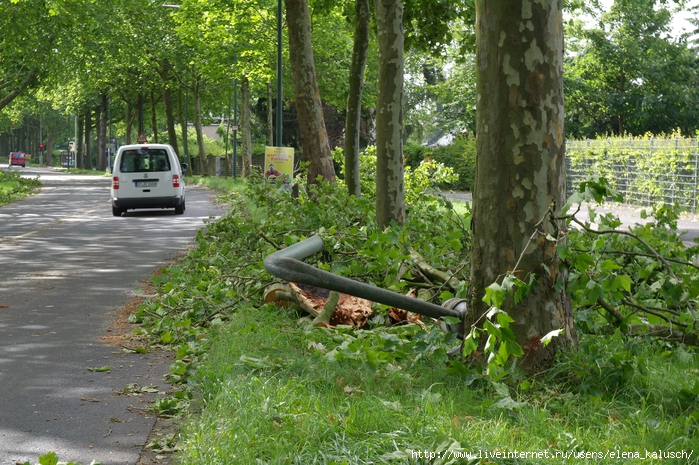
286, 0, 336, 185
564, 0, 699, 137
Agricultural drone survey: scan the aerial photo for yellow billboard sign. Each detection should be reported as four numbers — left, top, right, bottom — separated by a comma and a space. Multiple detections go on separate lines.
264, 146, 294, 192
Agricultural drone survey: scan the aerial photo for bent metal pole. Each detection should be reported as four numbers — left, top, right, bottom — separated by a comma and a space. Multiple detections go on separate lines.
263, 236, 464, 321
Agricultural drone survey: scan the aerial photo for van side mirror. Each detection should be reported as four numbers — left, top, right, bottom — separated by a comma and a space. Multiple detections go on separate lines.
182, 163, 188, 174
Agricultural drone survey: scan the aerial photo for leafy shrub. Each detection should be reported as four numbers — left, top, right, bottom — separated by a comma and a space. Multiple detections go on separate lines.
332, 146, 458, 203
0, 169, 40, 206
404, 138, 476, 191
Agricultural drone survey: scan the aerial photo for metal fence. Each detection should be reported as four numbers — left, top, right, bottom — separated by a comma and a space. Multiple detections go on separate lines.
566, 138, 699, 212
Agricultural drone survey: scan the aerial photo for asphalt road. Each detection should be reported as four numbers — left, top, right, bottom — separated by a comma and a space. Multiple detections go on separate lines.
445, 190, 699, 245
0, 165, 228, 464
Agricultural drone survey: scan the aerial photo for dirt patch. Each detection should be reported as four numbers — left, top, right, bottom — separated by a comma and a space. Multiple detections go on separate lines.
100, 279, 157, 347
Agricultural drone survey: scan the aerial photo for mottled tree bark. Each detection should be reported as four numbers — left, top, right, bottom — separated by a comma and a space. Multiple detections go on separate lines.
125, 102, 133, 145
163, 80, 179, 157
193, 76, 209, 175
241, 76, 252, 177
76, 113, 84, 169
84, 108, 92, 170
344, 0, 371, 197
177, 87, 192, 169
150, 89, 158, 143
98, 92, 108, 171
375, 0, 405, 227
46, 133, 54, 166
468, 0, 577, 371
286, 0, 336, 185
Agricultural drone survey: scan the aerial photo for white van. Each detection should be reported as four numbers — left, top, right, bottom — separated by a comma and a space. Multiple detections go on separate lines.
110, 144, 188, 217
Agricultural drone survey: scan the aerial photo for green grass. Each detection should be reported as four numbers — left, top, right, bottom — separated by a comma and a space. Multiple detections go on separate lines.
185, 175, 245, 193
0, 169, 40, 206
174, 304, 698, 464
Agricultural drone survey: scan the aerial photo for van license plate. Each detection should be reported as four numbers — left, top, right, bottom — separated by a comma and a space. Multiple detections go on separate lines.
135, 181, 157, 187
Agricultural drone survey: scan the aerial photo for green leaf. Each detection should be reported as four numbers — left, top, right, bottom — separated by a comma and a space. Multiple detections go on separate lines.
613, 275, 633, 292
87, 366, 111, 372
541, 329, 563, 347
462, 330, 479, 357
496, 311, 514, 328
491, 381, 510, 397
575, 252, 595, 271
600, 259, 622, 271
492, 395, 525, 410
38, 452, 59, 465
484, 282, 505, 308
505, 340, 524, 357
483, 320, 502, 339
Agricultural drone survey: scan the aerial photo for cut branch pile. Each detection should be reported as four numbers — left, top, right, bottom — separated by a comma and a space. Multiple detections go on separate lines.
263, 250, 464, 330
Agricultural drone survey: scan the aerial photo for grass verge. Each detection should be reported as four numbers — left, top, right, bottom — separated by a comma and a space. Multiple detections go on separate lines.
174, 303, 698, 464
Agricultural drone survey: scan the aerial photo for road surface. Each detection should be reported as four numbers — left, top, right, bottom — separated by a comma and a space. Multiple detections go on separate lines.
0, 165, 227, 464
444, 190, 699, 245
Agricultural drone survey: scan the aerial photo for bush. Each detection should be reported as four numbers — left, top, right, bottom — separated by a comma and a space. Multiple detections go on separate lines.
405, 138, 476, 191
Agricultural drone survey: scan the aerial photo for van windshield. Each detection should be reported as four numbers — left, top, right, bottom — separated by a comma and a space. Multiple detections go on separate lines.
119, 148, 171, 173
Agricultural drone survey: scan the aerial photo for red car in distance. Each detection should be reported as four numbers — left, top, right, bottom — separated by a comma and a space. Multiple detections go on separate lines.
9, 152, 26, 168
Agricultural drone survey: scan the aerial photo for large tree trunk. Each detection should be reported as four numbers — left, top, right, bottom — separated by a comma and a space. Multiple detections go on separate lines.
192, 76, 209, 175
375, 0, 405, 227
46, 132, 54, 166
84, 108, 93, 170
344, 0, 370, 197
286, 0, 336, 186
150, 89, 158, 143
178, 86, 192, 169
163, 83, 179, 156
158, 60, 180, 157
125, 101, 134, 145
468, 0, 577, 371
98, 92, 108, 171
76, 113, 84, 170
241, 76, 253, 177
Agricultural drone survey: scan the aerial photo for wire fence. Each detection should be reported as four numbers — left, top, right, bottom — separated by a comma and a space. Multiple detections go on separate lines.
566, 138, 699, 212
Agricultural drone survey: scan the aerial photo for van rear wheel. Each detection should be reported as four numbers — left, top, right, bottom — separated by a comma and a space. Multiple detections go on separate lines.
112, 206, 125, 217
175, 199, 185, 215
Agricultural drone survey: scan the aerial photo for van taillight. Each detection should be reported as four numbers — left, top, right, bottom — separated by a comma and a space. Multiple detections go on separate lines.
112, 177, 120, 189
173, 174, 180, 188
